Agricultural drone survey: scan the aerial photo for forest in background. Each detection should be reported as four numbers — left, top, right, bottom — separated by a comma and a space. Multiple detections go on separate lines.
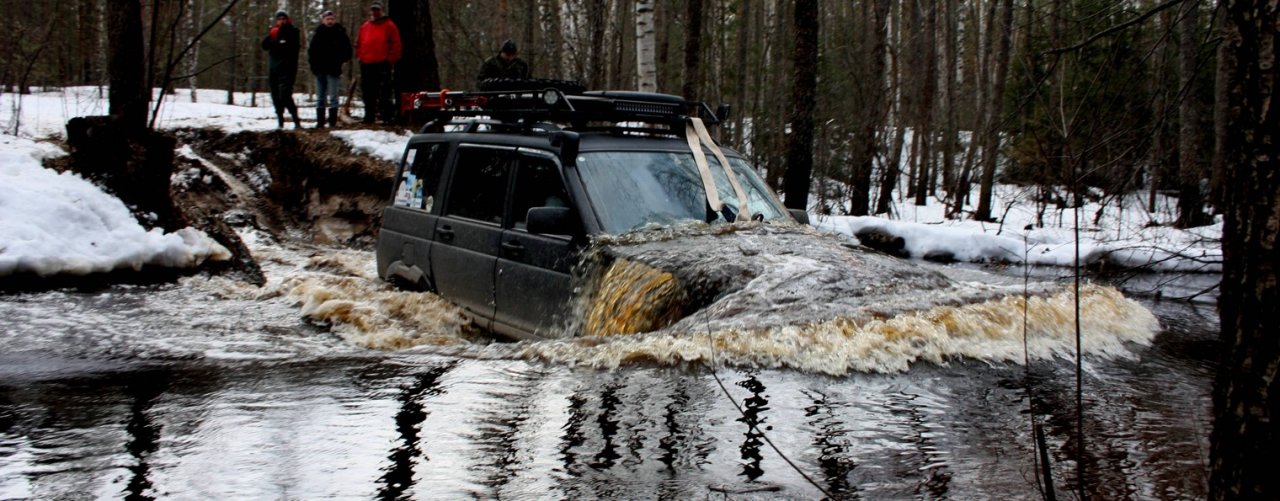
0, 0, 1224, 230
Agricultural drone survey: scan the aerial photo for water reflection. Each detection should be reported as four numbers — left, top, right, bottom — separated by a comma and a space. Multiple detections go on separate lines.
0, 280, 1219, 499
558, 392, 589, 476
735, 373, 768, 481
804, 389, 858, 498
123, 371, 168, 501
592, 382, 623, 470
377, 363, 453, 500
884, 390, 952, 497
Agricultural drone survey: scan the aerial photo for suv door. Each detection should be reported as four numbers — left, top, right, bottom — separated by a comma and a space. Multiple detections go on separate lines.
494, 151, 578, 337
430, 145, 514, 327
377, 142, 449, 286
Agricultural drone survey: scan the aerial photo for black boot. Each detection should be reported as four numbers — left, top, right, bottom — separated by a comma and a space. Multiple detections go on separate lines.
328, 107, 339, 127
276, 113, 285, 129
315, 108, 326, 129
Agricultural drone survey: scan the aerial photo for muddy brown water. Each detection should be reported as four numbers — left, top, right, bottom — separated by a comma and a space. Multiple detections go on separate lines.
0, 132, 1217, 499
0, 231, 1217, 499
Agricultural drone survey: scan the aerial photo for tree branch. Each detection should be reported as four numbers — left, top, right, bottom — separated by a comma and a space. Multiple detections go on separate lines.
1045, 0, 1191, 55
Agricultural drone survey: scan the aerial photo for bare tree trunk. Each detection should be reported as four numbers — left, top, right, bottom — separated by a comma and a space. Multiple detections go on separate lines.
226, 0, 237, 104
1175, 0, 1210, 228
78, 0, 100, 84
912, 2, 937, 206
1209, 4, 1228, 214
782, 0, 818, 210
587, 0, 607, 88
107, 0, 148, 132
635, 0, 657, 91
973, 0, 1014, 222
186, 0, 200, 102
731, 0, 750, 148
391, 0, 442, 95
681, 0, 703, 99
1148, 0, 1173, 213
850, 0, 891, 216
952, 0, 988, 217
940, 0, 959, 205
1210, 2, 1280, 499
498, 0, 509, 37
874, 0, 903, 216
541, 0, 564, 79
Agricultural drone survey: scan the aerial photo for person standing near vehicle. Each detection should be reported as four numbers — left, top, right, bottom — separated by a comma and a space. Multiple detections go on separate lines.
477, 39, 530, 82
262, 10, 302, 129
308, 10, 352, 129
356, 2, 401, 124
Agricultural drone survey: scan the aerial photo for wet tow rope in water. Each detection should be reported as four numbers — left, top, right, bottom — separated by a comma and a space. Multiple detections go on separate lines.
700, 311, 832, 498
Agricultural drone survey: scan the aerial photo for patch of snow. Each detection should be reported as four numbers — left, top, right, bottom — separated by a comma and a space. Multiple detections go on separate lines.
0, 136, 230, 277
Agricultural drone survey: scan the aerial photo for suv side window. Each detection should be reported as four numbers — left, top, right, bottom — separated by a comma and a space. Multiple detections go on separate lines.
511, 155, 570, 231
445, 146, 511, 224
393, 142, 448, 212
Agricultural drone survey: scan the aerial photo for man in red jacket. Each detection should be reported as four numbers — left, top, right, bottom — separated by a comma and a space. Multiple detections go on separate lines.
356, 2, 401, 124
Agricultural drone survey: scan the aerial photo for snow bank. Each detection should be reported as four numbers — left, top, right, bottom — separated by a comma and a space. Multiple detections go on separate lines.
812, 186, 1222, 273
0, 136, 230, 277
329, 129, 412, 163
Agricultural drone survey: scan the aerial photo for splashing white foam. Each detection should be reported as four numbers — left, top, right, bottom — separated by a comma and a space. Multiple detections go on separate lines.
517, 285, 1158, 375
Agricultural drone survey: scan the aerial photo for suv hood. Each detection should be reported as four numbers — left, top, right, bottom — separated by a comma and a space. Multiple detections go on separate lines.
573, 222, 1054, 337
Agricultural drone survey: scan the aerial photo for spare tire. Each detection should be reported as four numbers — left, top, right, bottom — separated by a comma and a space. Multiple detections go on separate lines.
478, 78, 586, 94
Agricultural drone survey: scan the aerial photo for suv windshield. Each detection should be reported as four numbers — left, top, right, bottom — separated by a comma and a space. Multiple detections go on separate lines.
575, 151, 788, 235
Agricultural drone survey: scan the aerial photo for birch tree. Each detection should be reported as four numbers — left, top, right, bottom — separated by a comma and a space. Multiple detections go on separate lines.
635, 0, 656, 92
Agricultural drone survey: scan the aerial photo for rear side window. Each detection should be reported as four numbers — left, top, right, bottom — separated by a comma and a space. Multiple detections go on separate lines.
393, 143, 448, 212
445, 147, 511, 224
511, 156, 569, 231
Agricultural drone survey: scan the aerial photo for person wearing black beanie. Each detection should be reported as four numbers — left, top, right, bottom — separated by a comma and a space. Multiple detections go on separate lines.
262, 11, 302, 128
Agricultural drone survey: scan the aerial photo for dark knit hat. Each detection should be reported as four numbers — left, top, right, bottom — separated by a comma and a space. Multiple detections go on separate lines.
321, 10, 335, 19
501, 39, 517, 54
275, 10, 288, 19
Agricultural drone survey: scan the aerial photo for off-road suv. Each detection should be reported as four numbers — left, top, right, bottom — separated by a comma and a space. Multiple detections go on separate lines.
377, 86, 805, 340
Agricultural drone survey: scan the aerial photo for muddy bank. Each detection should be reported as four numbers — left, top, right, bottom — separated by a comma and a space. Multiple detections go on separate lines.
29, 126, 398, 291
171, 128, 395, 248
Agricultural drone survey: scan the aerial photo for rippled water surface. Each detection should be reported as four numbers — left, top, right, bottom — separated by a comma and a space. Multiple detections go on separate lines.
0, 237, 1218, 499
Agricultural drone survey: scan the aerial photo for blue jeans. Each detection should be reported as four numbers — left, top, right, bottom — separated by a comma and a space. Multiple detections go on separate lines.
315, 74, 340, 109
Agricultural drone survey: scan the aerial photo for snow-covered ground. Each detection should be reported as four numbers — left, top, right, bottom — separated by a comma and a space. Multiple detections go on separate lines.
813, 185, 1222, 273
1, 86, 1222, 280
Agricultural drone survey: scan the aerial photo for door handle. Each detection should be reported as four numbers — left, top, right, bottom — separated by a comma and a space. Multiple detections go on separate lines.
437, 226, 454, 242
502, 241, 524, 257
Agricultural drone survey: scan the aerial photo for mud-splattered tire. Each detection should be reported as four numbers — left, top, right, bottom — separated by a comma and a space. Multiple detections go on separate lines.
477, 78, 586, 94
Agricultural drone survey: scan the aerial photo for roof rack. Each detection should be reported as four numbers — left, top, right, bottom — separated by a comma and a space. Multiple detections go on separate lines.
399, 87, 728, 135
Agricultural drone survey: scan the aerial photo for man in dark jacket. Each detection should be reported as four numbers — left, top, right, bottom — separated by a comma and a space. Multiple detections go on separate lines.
356, 2, 401, 124
262, 10, 302, 129
308, 10, 352, 128
477, 39, 531, 83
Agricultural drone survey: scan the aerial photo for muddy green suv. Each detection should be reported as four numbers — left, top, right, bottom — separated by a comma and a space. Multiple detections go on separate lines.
377, 89, 803, 340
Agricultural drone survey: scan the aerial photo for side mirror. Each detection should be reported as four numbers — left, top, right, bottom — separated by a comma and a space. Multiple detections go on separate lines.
715, 104, 732, 122
551, 131, 580, 167
527, 206, 580, 236
788, 208, 810, 225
